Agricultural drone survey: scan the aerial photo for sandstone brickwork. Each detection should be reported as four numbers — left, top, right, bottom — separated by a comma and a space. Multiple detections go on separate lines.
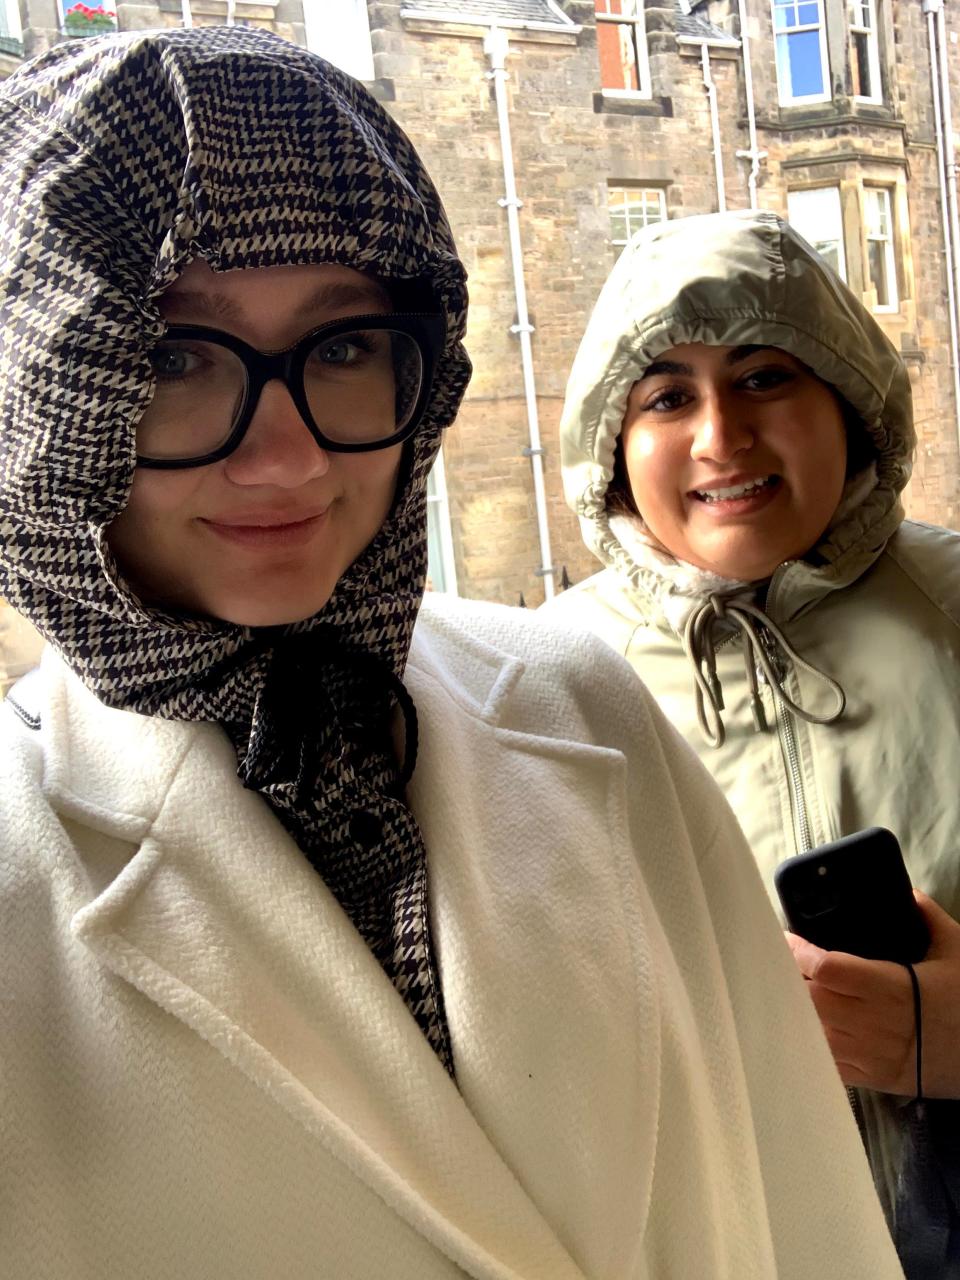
6, 0, 960, 604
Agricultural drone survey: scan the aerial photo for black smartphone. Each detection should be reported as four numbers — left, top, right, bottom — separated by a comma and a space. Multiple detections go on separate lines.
774, 827, 929, 964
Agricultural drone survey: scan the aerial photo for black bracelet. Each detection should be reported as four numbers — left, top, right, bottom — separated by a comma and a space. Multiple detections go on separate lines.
903, 960, 924, 1104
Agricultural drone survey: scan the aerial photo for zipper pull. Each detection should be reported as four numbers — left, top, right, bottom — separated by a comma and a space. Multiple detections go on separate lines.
750, 692, 768, 733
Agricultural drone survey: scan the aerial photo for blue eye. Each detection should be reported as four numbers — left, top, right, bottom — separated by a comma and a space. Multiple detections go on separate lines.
148, 343, 206, 382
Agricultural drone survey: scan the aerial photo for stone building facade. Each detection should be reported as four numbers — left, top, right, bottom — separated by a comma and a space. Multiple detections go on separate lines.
359, 0, 960, 603
1, 0, 959, 621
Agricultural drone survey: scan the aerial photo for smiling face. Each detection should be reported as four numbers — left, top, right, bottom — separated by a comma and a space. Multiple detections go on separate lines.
619, 342, 848, 582
107, 259, 403, 627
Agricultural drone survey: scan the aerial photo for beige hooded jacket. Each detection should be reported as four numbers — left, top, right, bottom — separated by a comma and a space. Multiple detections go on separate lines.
544, 209, 960, 1224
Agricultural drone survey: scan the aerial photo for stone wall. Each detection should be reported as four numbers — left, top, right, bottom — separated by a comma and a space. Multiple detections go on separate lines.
375, 1, 960, 599
7, 0, 960, 604
373, 4, 756, 600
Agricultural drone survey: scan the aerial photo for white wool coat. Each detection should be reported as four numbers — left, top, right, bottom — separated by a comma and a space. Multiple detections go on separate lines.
0, 596, 902, 1279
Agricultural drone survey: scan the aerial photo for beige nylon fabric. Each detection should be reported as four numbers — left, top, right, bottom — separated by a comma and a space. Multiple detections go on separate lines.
551, 210, 960, 1243
559, 209, 914, 618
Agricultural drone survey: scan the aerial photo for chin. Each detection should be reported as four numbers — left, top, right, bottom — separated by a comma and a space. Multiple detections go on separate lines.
204, 590, 336, 628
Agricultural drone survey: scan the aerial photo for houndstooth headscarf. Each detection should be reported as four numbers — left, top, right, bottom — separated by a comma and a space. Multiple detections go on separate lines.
0, 27, 471, 1074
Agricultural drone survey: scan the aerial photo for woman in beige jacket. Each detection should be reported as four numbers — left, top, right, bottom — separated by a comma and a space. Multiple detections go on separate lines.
547, 208, 960, 1274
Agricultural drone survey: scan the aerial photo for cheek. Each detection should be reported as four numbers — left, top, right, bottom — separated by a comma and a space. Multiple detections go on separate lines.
622, 427, 678, 517
354, 447, 402, 512
105, 471, 199, 564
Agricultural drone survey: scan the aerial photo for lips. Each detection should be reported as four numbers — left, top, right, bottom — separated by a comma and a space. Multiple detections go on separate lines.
202, 506, 329, 528
199, 507, 329, 548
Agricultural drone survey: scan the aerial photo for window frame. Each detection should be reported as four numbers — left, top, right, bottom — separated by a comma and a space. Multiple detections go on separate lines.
849, 0, 882, 104
426, 450, 459, 596
0, 0, 21, 40
786, 185, 847, 282
771, 0, 831, 107
303, 0, 375, 83
863, 186, 899, 313
607, 184, 667, 247
595, 0, 652, 101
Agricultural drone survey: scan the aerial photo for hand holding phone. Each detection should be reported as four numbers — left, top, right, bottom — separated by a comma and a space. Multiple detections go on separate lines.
775, 827, 929, 965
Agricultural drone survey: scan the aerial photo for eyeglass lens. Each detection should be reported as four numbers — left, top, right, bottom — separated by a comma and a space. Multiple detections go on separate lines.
138, 328, 424, 461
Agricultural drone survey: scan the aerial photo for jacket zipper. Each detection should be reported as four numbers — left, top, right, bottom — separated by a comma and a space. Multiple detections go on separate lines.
774, 695, 813, 854
764, 565, 813, 854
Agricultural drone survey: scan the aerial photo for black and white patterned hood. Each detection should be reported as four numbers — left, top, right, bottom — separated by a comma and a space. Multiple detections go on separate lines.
0, 25, 470, 708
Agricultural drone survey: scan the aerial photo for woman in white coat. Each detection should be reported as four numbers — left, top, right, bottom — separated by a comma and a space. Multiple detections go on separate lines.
0, 30, 902, 1280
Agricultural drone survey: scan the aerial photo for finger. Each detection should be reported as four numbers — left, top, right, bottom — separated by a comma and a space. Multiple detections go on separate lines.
806, 984, 869, 1030
788, 936, 897, 997
914, 891, 960, 953
785, 932, 828, 980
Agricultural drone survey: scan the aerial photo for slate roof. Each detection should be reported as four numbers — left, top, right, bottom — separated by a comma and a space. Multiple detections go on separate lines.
400, 0, 576, 28
675, 1, 739, 47
400, 0, 737, 45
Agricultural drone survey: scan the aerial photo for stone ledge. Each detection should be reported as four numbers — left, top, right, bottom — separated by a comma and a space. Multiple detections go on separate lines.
779, 151, 909, 172
755, 109, 906, 135
365, 76, 395, 101
594, 91, 672, 118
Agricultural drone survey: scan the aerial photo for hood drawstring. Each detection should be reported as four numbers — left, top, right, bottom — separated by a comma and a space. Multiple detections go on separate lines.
683, 594, 846, 749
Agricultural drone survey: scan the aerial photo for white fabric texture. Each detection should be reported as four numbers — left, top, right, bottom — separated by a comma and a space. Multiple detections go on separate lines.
0, 595, 902, 1279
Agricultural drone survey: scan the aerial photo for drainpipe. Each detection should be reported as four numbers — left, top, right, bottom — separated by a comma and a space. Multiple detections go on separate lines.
225, 0, 235, 23
925, 0, 960, 442
735, 0, 763, 209
700, 44, 727, 213
484, 26, 556, 600
180, 0, 193, 27
935, 0, 960, 441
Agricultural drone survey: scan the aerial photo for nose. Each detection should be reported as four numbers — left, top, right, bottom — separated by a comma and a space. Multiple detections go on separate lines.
223, 380, 330, 487
689, 391, 754, 463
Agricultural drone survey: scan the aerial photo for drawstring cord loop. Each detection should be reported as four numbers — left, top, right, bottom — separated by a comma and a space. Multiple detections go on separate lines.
684, 593, 847, 748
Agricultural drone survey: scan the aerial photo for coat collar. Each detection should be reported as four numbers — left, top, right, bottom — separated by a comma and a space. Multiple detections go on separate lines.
20, 641, 590, 1280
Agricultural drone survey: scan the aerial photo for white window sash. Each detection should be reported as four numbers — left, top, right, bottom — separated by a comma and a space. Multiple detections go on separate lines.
849, 0, 882, 103
608, 186, 667, 246
426, 451, 458, 596
1, 0, 21, 40
864, 188, 898, 312
787, 185, 847, 281
302, 0, 375, 83
596, 4, 651, 99
772, 0, 831, 105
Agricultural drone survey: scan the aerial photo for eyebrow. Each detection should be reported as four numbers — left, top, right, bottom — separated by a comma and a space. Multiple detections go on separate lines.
160, 279, 392, 322
640, 344, 776, 379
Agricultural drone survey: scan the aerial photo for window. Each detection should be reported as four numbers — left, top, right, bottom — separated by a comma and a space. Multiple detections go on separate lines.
608, 186, 666, 246
864, 187, 898, 311
786, 187, 847, 280
772, 0, 830, 105
303, 0, 375, 83
596, 1, 651, 98
849, 0, 882, 103
59, 0, 117, 37
0, 0, 21, 52
426, 453, 458, 595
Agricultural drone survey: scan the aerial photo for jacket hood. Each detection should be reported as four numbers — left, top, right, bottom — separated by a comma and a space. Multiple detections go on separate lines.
0, 26, 470, 708
559, 210, 914, 621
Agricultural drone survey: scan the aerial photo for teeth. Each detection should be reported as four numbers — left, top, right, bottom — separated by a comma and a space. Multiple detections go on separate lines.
695, 476, 773, 503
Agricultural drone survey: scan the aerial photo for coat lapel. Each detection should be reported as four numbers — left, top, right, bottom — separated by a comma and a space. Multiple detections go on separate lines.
406, 609, 661, 1279
37, 651, 589, 1280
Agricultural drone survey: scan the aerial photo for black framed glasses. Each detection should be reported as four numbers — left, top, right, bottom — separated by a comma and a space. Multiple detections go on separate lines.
137, 312, 446, 469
